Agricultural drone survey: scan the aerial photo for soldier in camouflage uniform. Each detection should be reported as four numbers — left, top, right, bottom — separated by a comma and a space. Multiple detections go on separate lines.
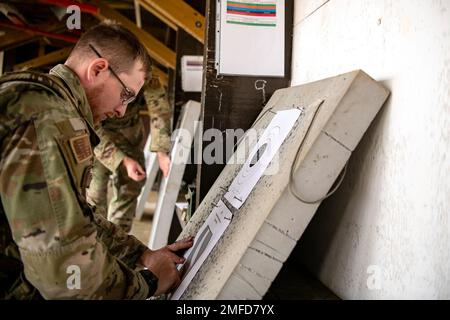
87, 78, 172, 233
0, 22, 192, 299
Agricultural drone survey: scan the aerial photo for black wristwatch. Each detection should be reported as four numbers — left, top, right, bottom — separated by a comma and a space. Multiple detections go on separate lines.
139, 269, 158, 298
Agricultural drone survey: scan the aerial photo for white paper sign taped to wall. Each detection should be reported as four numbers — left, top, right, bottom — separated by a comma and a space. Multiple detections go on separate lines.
216, 0, 285, 76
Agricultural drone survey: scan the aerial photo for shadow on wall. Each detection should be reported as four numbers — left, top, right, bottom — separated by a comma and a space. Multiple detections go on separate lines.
290, 79, 393, 281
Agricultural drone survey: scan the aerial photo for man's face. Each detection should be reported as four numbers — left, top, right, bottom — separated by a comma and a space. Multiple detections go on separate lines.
86, 59, 146, 124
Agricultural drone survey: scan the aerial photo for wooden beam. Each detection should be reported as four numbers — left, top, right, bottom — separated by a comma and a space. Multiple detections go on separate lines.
134, 0, 143, 28
13, 45, 168, 87
14, 46, 73, 71
0, 21, 79, 43
137, 0, 178, 31
0, 23, 66, 51
37, 0, 100, 14
0, 28, 33, 51
38, 40, 46, 57
140, 0, 205, 44
109, 2, 135, 10
94, 1, 176, 70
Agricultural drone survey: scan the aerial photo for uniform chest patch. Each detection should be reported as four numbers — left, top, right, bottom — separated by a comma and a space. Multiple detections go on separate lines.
69, 134, 93, 163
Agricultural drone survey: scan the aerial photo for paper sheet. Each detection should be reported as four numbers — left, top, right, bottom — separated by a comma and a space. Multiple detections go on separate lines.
170, 109, 301, 299
216, 0, 285, 76
224, 109, 302, 209
171, 200, 233, 300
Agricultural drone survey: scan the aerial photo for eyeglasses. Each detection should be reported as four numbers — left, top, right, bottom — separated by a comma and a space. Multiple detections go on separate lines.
89, 44, 136, 105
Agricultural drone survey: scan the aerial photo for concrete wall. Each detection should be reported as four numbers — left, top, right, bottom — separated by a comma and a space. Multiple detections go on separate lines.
291, 0, 450, 299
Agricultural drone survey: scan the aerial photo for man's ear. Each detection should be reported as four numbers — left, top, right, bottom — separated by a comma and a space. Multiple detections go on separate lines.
86, 58, 108, 83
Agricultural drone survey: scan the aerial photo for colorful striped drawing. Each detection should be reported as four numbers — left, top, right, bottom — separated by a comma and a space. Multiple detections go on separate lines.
227, 1, 276, 16
226, 1, 277, 27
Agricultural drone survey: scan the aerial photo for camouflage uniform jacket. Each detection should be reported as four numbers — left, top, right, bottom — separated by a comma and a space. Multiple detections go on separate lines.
0, 64, 155, 299
94, 78, 172, 172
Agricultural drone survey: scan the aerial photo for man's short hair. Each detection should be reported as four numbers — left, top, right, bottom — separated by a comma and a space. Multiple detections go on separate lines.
68, 21, 152, 79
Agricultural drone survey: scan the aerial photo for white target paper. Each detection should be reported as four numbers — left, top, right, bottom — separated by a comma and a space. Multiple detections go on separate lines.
170, 108, 301, 299
224, 109, 302, 209
171, 200, 232, 300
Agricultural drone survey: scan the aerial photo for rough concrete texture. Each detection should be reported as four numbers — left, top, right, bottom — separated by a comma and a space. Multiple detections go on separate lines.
176, 70, 389, 299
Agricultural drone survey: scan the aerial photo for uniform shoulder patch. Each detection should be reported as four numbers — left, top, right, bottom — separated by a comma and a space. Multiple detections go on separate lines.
55, 118, 86, 136
69, 133, 93, 163
69, 118, 87, 132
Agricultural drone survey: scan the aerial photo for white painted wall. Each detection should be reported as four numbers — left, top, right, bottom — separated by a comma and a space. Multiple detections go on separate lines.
291, 0, 450, 299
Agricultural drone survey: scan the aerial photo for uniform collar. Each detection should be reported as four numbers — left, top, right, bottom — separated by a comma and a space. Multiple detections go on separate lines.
49, 64, 100, 146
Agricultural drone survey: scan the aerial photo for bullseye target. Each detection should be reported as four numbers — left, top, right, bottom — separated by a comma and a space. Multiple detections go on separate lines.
225, 109, 302, 209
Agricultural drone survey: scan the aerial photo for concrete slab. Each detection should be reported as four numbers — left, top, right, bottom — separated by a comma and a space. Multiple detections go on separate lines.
174, 71, 389, 299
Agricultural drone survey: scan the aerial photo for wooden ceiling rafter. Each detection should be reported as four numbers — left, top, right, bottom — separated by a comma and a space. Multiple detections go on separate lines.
1, 1, 170, 85
137, 0, 178, 31
0, 21, 79, 43
0, 21, 69, 51
139, 0, 205, 44
13, 46, 73, 71
94, 1, 176, 70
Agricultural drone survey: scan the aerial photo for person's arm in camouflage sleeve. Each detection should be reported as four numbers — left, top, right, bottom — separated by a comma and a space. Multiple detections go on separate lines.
92, 213, 147, 269
94, 126, 145, 181
144, 78, 172, 177
0, 117, 151, 299
94, 213, 195, 296
144, 78, 172, 154
93, 125, 127, 172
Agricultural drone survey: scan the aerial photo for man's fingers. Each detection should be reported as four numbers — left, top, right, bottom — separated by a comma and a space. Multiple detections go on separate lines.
136, 163, 145, 174
167, 237, 194, 251
130, 164, 146, 181
130, 172, 145, 182
124, 157, 146, 181
166, 251, 185, 264
161, 164, 169, 178
134, 173, 145, 181
171, 273, 181, 291
163, 161, 170, 177
157, 152, 171, 178
135, 164, 145, 176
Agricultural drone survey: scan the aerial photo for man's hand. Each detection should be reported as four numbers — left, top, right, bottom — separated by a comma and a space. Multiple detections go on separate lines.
122, 156, 146, 181
139, 237, 194, 296
157, 151, 171, 178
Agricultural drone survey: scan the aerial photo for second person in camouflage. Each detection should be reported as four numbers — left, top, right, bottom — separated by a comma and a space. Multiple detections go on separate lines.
87, 77, 172, 233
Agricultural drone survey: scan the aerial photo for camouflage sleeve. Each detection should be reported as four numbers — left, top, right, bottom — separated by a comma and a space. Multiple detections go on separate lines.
93, 213, 147, 269
93, 126, 127, 172
144, 79, 172, 153
0, 120, 149, 299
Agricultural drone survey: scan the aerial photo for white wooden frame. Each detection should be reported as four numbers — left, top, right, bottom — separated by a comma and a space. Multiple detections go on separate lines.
148, 100, 201, 249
